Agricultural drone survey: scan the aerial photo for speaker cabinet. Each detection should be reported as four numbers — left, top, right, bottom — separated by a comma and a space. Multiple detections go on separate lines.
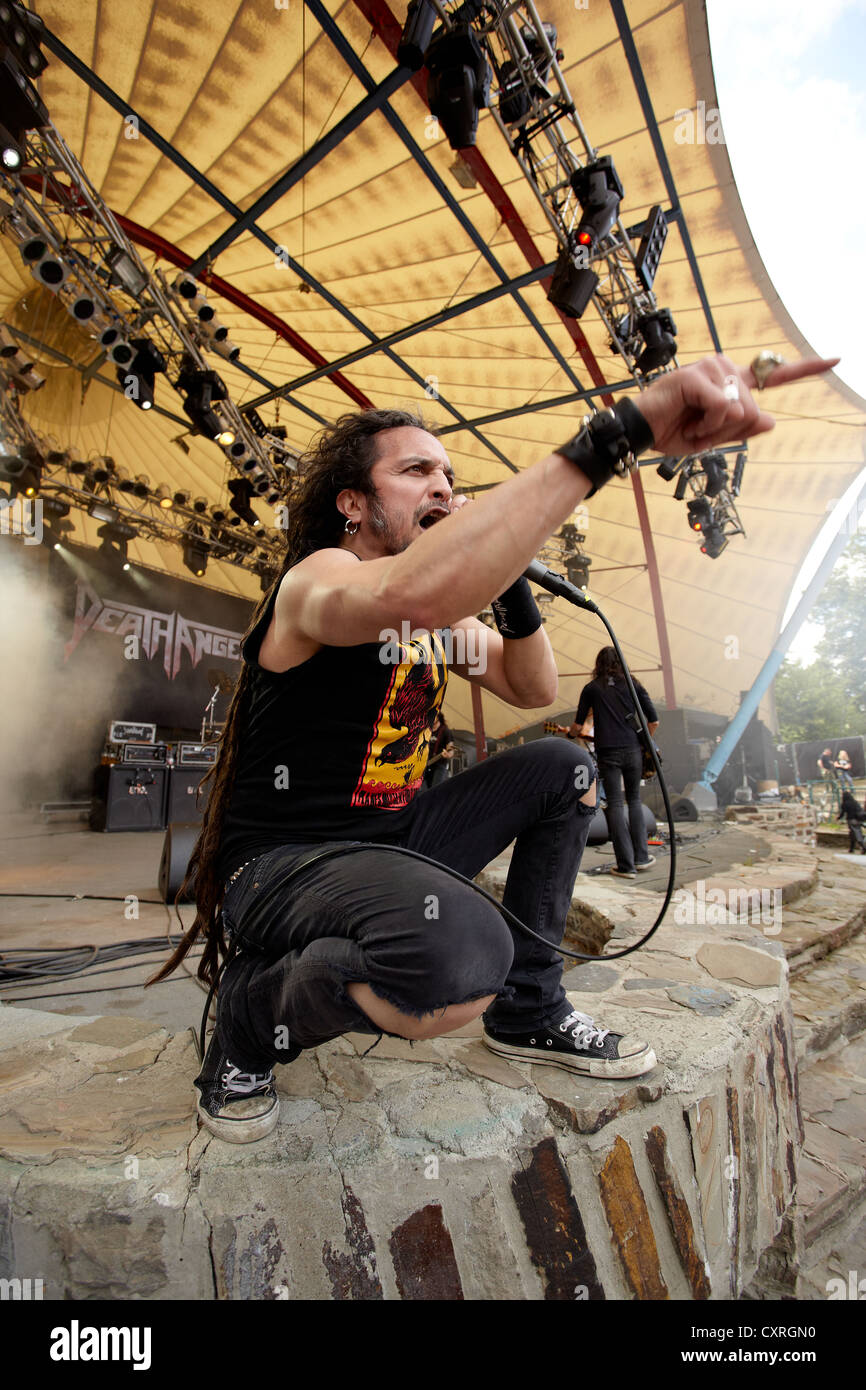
90, 764, 167, 832
166, 766, 212, 825
158, 822, 199, 904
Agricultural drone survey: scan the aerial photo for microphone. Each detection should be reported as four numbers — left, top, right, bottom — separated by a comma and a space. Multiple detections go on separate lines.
523, 558, 599, 613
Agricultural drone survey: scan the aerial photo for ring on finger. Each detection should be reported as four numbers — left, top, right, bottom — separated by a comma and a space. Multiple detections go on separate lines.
750, 350, 785, 391
723, 375, 740, 402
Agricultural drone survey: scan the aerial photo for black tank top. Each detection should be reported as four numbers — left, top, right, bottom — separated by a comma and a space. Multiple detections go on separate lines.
217, 583, 450, 879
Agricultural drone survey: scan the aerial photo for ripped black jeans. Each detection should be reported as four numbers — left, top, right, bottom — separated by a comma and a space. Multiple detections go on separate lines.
216, 738, 597, 1070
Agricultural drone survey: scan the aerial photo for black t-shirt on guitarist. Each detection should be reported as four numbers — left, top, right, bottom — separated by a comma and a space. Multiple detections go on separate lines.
574, 677, 658, 755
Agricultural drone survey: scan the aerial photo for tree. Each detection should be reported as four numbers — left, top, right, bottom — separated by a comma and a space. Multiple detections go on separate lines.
810, 530, 866, 716
774, 661, 862, 743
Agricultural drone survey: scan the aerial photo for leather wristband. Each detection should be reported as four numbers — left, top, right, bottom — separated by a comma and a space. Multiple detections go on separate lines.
555, 398, 655, 498
490, 576, 542, 640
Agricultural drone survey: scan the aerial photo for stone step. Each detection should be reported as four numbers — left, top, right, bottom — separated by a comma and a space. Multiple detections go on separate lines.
791, 1033, 866, 1257
773, 852, 866, 976
790, 934, 866, 1060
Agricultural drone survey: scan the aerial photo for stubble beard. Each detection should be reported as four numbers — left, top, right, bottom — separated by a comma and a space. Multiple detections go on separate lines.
366, 489, 415, 555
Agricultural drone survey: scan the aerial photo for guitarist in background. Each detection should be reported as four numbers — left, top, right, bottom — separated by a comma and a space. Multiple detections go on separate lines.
568, 647, 659, 879
421, 709, 456, 791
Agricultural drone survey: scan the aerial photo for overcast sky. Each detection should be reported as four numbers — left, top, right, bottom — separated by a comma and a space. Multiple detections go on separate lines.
707, 0, 866, 663
707, 0, 866, 401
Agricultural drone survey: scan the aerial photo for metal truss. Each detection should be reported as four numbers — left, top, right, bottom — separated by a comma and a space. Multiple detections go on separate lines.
433, 0, 672, 382
0, 119, 294, 496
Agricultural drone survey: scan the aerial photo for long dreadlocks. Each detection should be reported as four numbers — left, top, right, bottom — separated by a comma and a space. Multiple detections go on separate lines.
149, 407, 432, 989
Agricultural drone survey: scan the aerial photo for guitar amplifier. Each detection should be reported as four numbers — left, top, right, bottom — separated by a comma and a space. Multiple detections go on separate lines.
176, 742, 218, 768
120, 742, 168, 765
166, 765, 213, 823
90, 763, 168, 832
109, 720, 156, 744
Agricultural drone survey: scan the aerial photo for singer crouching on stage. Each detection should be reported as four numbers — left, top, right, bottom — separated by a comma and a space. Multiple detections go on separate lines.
151, 350, 838, 1141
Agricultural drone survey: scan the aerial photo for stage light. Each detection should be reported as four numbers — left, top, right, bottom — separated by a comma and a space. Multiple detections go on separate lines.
425, 23, 492, 149
0, 3, 49, 79
192, 496, 208, 514
570, 157, 624, 255
90, 456, 115, 484
546, 242, 598, 319
173, 489, 190, 507
635, 205, 669, 293
565, 554, 591, 589
117, 338, 165, 412
635, 308, 677, 374
88, 498, 120, 524
106, 246, 148, 300
731, 451, 746, 498
687, 497, 712, 533
20, 235, 68, 290
174, 275, 214, 320
0, 454, 40, 496
182, 523, 209, 578
700, 523, 728, 559
497, 22, 560, 126
701, 452, 728, 498
99, 324, 134, 366
132, 474, 150, 499
1, 125, 22, 170
673, 470, 689, 502
97, 519, 136, 568
228, 478, 262, 530
153, 485, 174, 509
177, 365, 228, 440
40, 496, 70, 521
207, 334, 241, 364
397, 0, 436, 70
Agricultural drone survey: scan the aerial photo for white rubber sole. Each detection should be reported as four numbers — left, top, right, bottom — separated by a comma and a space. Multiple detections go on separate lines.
482, 1032, 658, 1080
196, 1098, 280, 1144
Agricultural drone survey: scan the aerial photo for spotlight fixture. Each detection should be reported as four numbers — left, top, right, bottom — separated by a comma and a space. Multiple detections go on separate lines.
87, 498, 120, 524
182, 523, 209, 578
635, 205, 669, 293
216, 428, 236, 448
497, 22, 560, 126
425, 23, 492, 149
0, 453, 40, 496
132, 474, 150, 499
173, 489, 190, 507
701, 452, 728, 498
686, 497, 712, 533
731, 452, 746, 498
176, 365, 228, 440
153, 485, 174, 510
99, 324, 134, 366
0, 3, 49, 80
173, 275, 214, 320
546, 241, 598, 319
570, 156, 624, 255
114, 468, 135, 493
90, 455, 115, 484
0, 123, 22, 170
396, 0, 436, 70
117, 338, 166, 412
227, 478, 262, 530
40, 495, 70, 521
20, 235, 68, 290
192, 496, 208, 514
106, 246, 148, 300
635, 308, 677, 374
97, 519, 136, 569
565, 554, 591, 589
700, 523, 728, 560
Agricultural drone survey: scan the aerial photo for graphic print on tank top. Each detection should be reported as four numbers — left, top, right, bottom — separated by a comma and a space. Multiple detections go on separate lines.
351, 629, 448, 808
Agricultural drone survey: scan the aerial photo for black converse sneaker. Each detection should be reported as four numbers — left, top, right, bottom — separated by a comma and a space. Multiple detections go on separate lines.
483, 1007, 657, 1079
194, 1033, 280, 1143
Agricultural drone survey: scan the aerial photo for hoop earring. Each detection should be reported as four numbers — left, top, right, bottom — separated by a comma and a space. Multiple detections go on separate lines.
345, 519, 359, 536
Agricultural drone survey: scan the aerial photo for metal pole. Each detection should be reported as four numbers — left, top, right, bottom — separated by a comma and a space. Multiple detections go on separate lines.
701, 478, 866, 788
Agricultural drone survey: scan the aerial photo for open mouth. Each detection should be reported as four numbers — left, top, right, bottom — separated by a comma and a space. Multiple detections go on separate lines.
419, 509, 449, 530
